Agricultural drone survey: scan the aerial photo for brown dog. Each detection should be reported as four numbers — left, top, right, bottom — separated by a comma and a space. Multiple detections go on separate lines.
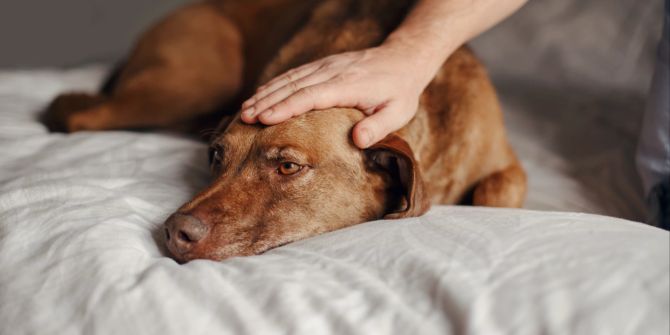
44, 0, 526, 262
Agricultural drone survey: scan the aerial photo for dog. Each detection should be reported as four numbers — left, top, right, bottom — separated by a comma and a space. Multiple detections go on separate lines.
43, 0, 527, 262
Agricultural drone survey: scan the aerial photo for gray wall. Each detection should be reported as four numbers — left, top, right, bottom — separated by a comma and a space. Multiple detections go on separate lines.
0, 0, 661, 89
0, 0, 190, 68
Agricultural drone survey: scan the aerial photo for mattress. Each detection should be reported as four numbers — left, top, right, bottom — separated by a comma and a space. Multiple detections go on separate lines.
1, 0, 668, 333
0, 64, 668, 335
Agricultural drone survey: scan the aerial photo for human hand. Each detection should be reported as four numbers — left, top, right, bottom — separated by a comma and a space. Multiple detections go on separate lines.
240, 44, 434, 148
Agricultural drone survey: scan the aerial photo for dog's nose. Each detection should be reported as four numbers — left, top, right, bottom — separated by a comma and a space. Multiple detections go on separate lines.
164, 214, 209, 255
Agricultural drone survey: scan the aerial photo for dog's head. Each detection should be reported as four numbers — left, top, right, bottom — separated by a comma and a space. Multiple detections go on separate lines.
164, 108, 429, 262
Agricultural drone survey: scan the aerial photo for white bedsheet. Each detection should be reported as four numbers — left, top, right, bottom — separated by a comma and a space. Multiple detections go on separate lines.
0, 65, 668, 335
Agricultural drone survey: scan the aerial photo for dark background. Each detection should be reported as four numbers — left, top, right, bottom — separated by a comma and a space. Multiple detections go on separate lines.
0, 0, 188, 67
0, 0, 661, 90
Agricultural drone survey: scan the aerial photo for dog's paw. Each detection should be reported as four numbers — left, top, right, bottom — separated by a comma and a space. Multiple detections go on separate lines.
41, 93, 107, 132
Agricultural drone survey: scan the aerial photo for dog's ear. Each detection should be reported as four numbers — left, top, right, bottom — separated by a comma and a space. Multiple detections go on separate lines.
366, 134, 430, 219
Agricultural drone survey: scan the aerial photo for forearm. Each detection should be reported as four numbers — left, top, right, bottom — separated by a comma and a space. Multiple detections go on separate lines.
242, 0, 528, 147
383, 0, 528, 84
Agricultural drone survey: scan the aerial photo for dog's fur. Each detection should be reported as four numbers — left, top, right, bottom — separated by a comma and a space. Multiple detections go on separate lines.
43, 0, 527, 262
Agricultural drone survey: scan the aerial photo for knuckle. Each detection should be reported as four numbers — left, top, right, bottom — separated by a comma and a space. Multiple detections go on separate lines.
254, 98, 270, 111
342, 72, 356, 81
320, 60, 336, 71
323, 55, 338, 63
274, 101, 294, 115
349, 68, 366, 79
298, 86, 316, 98
336, 71, 358, 82
243, 98, 255, 107
285, 69, 298, 82
287, 80, 300, 94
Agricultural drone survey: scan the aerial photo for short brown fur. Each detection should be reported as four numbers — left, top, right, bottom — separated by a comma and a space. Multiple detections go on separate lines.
44, 0, 527, 262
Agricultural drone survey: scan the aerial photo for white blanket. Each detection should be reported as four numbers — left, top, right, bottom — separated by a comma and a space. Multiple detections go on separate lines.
0, 64, 668, 335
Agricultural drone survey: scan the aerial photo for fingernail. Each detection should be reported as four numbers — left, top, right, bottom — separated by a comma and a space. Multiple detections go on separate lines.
360, 128, 373, 148
264, 109, 274, 117
242, 106, 255, 117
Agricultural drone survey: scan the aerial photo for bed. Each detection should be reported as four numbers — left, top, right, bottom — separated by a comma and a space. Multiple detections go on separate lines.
1, 0, 668, 334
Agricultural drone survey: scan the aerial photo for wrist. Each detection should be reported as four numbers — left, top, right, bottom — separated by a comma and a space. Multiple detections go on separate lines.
377, 36, 446, 90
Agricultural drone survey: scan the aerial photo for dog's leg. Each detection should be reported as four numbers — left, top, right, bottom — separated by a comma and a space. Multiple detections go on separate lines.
472, 161, 527, 208
43, 3, 244, 133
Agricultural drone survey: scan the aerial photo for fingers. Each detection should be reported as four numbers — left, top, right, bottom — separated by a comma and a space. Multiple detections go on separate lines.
269, 62, 323, 88
256, 82, 351, 125
244, 71, 336, 122
352, 104, 414, 149
250, 63, 320, 103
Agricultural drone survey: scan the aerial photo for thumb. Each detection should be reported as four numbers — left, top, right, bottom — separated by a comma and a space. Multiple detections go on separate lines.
352, 104, 410, 149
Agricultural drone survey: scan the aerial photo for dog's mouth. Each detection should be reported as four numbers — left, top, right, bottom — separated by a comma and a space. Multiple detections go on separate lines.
255, 240, 294, 255
167, 237, 296, 263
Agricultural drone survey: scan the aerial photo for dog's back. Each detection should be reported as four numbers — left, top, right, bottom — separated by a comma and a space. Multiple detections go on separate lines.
257, 0, 526, 207
44, 0, 527, 261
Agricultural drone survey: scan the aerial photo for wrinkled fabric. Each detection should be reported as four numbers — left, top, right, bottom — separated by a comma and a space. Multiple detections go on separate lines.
471, 0, 663, 222
1, 0, 667, 332
1, 200, 668, 335
0, 66, 668, 335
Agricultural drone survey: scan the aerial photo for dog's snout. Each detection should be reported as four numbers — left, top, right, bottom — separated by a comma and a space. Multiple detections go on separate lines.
165, 214, 209, 257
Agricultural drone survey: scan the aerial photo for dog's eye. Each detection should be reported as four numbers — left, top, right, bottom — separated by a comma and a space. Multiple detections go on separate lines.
209, 147, 222, 165
277, 162, 303, 175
